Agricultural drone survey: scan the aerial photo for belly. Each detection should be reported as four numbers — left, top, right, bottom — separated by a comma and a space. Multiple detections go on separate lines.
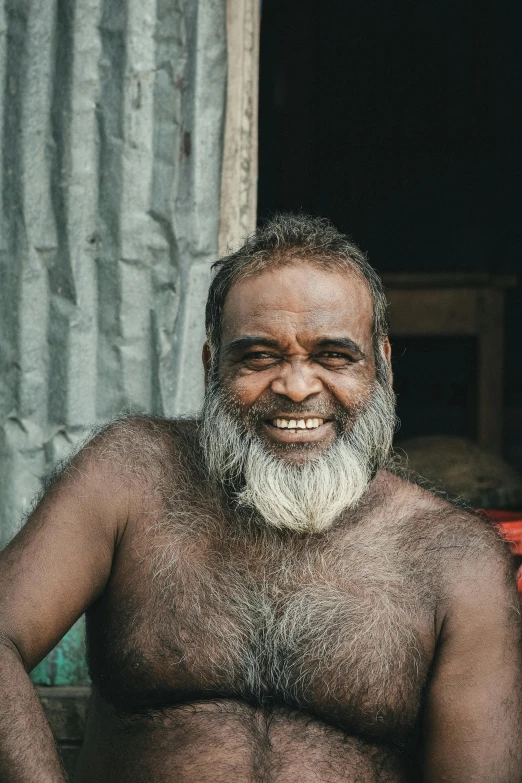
74, 693, 418, 783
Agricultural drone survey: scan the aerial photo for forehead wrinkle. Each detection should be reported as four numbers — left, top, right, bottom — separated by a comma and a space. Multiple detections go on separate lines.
229, 304, 365, 330
225, 263, 371, 309
242, 292, 369, 318
221, 265, 374, 348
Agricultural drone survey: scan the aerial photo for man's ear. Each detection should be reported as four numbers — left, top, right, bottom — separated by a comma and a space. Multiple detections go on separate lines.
202, 342, 212, 391
381, 337, 393, 385
383, 337, 392, 367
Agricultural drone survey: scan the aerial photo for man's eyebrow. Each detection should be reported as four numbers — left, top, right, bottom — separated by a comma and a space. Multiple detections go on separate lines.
315, 337, 366, 358
223, 336, 281, 356
223, 335, 366, 359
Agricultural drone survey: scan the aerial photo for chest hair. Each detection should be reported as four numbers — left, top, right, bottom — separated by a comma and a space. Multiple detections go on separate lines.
142, 490, 429, 731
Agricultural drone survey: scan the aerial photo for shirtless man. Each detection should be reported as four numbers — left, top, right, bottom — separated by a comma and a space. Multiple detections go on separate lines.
0, 214, 521, 783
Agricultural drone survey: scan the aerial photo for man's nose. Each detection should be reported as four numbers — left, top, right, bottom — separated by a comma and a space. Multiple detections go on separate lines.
270, 360, 323, 402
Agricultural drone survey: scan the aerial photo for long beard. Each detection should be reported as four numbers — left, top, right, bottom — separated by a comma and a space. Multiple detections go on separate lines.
199, 380, 396, 534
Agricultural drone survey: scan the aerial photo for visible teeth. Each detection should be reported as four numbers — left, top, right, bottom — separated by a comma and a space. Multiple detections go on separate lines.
272, 418, 325, 429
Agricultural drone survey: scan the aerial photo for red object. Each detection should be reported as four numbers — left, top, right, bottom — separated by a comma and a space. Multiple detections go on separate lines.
482, 510, 522, 592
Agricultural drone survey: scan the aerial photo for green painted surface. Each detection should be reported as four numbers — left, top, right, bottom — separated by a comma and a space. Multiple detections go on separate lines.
30, 617, 90, 686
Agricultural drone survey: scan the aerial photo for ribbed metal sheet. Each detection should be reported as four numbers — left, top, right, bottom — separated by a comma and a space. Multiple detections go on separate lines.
0, 0, 227, 547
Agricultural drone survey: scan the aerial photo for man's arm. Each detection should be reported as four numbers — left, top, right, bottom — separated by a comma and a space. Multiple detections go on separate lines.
0, 431, 132, 782
423, 533, 522, 782
0, 638, 67, 782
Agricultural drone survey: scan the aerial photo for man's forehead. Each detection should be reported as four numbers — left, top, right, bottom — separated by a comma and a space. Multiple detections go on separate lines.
221, 262, 373, 343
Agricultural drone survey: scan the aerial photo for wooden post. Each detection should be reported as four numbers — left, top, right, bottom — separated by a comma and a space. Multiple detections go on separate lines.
218, 0, 260, 256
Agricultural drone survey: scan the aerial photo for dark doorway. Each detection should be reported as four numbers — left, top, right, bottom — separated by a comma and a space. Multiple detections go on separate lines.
258, 0, 522, 467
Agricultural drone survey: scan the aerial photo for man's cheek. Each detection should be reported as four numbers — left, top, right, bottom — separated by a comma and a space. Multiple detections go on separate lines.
223, 373, 252, 401
237, 384, 273, 418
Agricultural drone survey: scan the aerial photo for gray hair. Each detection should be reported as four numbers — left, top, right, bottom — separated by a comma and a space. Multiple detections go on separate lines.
205, 213, 389, 379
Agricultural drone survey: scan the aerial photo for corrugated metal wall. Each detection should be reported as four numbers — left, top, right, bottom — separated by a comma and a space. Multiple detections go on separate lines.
0, 0, 227, 548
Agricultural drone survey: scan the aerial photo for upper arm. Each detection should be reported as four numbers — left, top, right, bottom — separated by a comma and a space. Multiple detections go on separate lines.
0, 428, 135, 671
423, 533, 522, 783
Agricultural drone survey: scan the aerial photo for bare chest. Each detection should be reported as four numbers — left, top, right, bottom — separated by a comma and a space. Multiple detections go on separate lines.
87, 503, 434, 742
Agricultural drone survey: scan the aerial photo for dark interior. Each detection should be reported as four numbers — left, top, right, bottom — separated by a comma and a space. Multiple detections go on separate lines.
258, 0, 522, 468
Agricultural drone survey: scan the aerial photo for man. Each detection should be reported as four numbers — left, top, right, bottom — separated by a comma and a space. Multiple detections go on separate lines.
0, 214, 521, 782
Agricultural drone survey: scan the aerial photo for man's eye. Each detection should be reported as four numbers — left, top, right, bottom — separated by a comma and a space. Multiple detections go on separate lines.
243, 352, 278, 365
316, 352, 352, 365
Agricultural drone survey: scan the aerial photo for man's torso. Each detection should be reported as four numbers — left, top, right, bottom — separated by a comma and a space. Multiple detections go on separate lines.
73, 419, 458, 782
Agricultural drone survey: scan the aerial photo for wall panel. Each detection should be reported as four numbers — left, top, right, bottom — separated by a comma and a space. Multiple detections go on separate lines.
0, 0, 227, 551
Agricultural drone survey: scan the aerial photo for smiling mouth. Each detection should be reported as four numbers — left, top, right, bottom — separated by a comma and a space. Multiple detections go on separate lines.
270, 417, 326, 430
262, 417, 335, 448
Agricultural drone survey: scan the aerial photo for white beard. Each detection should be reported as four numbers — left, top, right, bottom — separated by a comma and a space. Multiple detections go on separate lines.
199, 381, 396, 534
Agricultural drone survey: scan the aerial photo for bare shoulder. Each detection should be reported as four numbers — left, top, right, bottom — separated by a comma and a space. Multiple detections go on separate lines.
369, 469, 517, 606
374, 468, 508, 545
64, 414, 199, 484
0, 415, 201, 667
30, 415, 203, 533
